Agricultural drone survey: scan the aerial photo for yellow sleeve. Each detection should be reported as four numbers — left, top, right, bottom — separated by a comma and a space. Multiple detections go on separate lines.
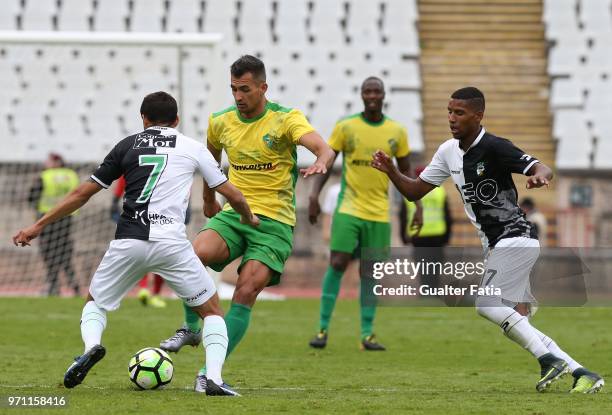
207, 114, 222, 150
327, 121, 344, 152
285, 109, 315, 144
395, 126, 410, 158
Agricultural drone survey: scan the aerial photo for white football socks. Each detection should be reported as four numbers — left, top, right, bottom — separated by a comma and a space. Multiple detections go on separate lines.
203, 315, 229, 386
530, 325, 582, 372
476, 299, 549, 358
80, 301, 107, 354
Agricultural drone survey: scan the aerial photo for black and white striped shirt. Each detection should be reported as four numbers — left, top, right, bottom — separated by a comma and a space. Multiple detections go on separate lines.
420, 127, 538, 248
91, 126, 226, 241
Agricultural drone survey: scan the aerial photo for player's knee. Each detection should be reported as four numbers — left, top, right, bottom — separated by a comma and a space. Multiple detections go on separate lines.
329, 255, 349, 272
233, 282, 263, 305
475, 296, 498, 319
514, 303, 530, 316
195, 299, 223, 318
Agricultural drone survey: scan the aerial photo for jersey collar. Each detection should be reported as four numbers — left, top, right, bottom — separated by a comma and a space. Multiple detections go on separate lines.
236, 102, 270, 124
360, 112, 386, 126
458, 126, 486, 154
147, 126, 177, 132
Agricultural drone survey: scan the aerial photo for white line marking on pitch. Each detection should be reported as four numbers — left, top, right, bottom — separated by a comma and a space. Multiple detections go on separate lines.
1, 384, 398, 393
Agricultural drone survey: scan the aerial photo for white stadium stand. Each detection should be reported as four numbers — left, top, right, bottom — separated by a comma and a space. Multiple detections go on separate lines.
0, 0, 423, 164
167, 0, 203, 33
58, 0, 93, 31
544, 0, 612, 170
0, 0, 20, 31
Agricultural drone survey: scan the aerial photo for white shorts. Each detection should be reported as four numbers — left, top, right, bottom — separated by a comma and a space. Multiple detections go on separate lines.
480, 237, 540, 304
89, 239, 216, 311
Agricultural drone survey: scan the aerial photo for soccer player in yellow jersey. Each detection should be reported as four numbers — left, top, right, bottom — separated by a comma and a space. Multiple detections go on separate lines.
308, 77, 422, 350
160, 55, 335, 391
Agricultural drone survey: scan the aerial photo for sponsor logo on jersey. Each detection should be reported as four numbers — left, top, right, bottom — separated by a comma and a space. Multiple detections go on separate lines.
458, 179, 499, 204
351, 159, 372, 167
148, 213, 175, 225
133, 134, 177, 149
134, 209, 148, 225
231, 162, 276, 171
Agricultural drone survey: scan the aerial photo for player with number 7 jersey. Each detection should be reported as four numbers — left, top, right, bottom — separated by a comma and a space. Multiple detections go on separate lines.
12, 92, 255, 396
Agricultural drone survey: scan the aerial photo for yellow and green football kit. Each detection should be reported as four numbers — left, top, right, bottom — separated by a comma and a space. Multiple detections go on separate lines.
316, 113, 410, 342
328, 113, 410, 253
203, 101, 315, 284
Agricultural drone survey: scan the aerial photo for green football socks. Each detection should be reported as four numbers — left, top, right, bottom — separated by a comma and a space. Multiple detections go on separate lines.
319, 266, 343, 331
183, 302, 202, 333
225, 302, 252, 356
360, 276, 376, 340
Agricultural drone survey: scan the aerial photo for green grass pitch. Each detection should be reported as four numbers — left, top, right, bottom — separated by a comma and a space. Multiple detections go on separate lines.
0, 298, 610, 414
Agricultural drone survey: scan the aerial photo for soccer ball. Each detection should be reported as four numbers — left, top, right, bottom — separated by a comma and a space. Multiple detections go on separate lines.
128, 347, 173, 390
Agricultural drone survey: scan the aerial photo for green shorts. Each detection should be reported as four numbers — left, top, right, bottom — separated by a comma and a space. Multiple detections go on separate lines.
330, 212, 390, 259
201, 210, 294, 286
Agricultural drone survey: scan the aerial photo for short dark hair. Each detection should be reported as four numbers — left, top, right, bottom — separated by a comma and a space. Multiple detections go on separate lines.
140, 91, 178, 124
230, 55, 266, 82
361, 76, 385, 91
451, 87, 485, 112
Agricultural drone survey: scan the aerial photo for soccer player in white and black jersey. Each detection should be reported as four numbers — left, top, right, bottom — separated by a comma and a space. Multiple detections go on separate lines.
372, 87, 603, 393
13, 92, 258, 396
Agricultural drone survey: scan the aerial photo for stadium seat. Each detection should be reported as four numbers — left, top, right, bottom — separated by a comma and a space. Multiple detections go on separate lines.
94, 0, 129, 31
579, 0, 612, 37
22, 0, 56, 31
238, 0, 275, 49
553, 109, 592, 169
550, 77, 584, 109
0, 0, 21, 31
547, 36, 587, 77
383, 0, 419, 55
203, 0, 237, 43
273, 0, 309, 47
543, 0, 579, 40
166, 0, 202, 33
345, 0, 381, 47
58, 0, 93, 31
594, 142, 612, 168
306, 0, 345, 46
130, 0, 165, 32
404, 117, 424, 153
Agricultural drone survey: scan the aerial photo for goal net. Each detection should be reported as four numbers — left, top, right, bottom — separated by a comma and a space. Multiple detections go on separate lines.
0, 31, 224, 296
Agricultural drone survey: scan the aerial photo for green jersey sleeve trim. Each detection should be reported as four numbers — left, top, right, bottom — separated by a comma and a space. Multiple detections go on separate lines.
212, 105, 236, 118
267, 102, 293, 113
338, 113, 361, 123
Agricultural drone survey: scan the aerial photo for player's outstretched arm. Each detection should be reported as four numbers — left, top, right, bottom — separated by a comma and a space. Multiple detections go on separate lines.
397, 156, 423, 236
215, 181, 259, 227
307, 150, 339, 224
12, 180, 102, 247
203, 142, 223, 218
372, 150, 435, 202
526, 162, 554, 189
298, 132, 335, 178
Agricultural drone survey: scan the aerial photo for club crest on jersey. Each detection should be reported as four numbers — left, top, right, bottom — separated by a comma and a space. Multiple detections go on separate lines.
262, 134, 275, 149
476, 161, 486, 176
388, 138, 398, 155
133, 134, 177, 149
262, 133, 285, 152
